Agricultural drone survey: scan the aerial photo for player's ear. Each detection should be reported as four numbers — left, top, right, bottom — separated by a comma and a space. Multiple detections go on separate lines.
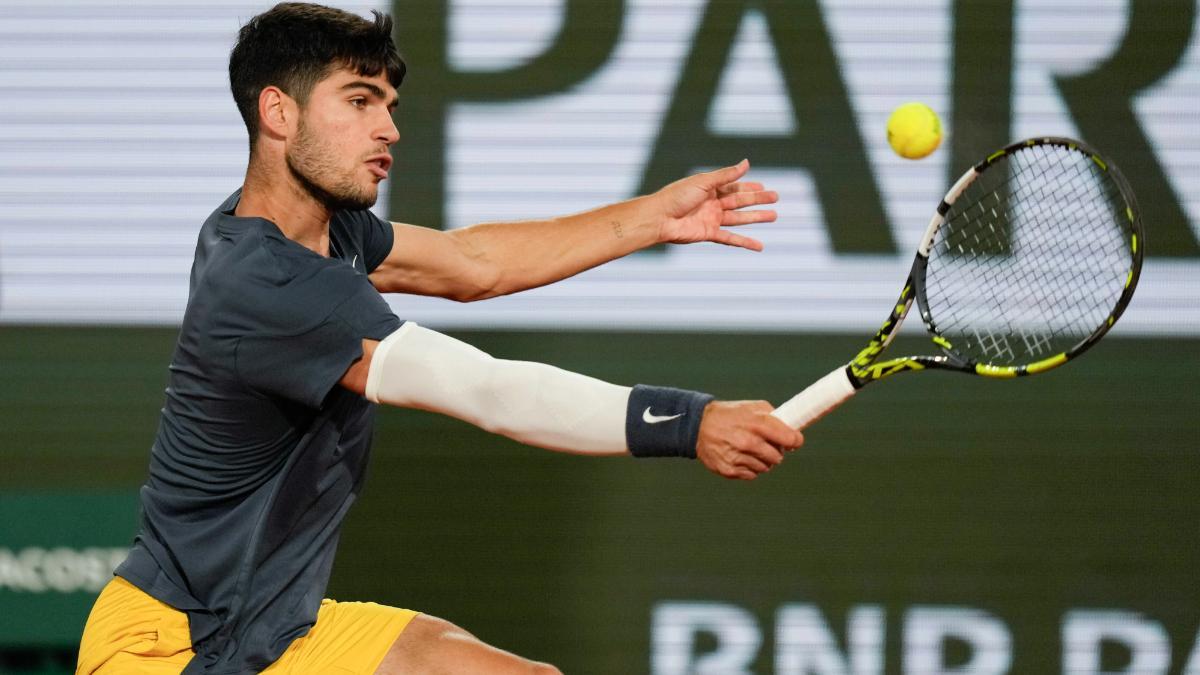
257, 86, 297, 141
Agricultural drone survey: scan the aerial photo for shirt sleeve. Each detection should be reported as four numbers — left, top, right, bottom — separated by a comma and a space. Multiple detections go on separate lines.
234, 273, 403, 409
338, 209, 395, 273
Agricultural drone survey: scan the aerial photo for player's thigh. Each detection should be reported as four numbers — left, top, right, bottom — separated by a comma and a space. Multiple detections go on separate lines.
373, 613, 562, 675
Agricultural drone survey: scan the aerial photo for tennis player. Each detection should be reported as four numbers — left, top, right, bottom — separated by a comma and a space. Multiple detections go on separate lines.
76, 3, 803, 673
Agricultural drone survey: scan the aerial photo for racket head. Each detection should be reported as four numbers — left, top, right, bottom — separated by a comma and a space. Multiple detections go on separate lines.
912, 137, 1143, 377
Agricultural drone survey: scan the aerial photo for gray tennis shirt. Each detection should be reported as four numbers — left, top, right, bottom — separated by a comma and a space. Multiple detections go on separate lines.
115, 190, 403, 674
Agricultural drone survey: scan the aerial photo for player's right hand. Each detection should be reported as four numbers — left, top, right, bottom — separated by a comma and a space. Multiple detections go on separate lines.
695, 400, 804, 480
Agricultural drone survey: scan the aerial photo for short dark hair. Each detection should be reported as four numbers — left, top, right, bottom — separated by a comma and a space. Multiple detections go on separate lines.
229, 2, 406, 146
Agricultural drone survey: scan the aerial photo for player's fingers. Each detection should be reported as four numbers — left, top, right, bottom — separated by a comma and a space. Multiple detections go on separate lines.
741, 440, 784, 468
703, 159, 749, 189
721, 209, 777, 227
748, 401, 775, 414
720, 190, 778, 210
757, 415, 805, 450
716, 181, 765, 196
734, 454, 771, 475
711, 230, 764, 252
711, 458, 758, 481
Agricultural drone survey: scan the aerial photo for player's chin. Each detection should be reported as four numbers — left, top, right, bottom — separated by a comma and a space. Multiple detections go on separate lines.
336, 185, 380, 211
356, 179, 382, 202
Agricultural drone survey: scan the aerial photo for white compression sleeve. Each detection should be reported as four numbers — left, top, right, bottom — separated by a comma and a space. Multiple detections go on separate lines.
365, 323, 631, 454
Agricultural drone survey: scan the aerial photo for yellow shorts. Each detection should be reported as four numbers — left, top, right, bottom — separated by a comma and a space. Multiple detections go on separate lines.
77, 577, 418, 674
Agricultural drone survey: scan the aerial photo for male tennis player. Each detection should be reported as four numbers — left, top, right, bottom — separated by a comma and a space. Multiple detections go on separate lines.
77, 3, 803, 673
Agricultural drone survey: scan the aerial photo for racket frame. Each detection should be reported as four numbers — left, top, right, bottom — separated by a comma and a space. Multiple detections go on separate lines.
850, 136, 1143, 389
772, 137, 1143, 430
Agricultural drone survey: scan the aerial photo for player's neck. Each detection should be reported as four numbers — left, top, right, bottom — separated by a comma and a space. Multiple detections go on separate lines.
237, 158, 333, 257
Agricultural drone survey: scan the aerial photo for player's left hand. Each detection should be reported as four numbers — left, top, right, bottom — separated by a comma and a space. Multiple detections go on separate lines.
653, 159, 778, 251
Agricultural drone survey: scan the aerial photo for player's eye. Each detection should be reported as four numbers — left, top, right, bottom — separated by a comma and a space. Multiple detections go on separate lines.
349, 97, 367, 109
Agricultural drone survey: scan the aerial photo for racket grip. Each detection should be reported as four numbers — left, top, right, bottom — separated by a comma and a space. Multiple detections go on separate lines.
770, 367, 857, 430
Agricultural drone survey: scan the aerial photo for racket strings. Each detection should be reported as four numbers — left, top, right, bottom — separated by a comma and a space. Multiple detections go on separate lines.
946, 148, 1126, 360
924, 144, 1133, 367
967, 154, 1125, 357
934, 150, 1077, 357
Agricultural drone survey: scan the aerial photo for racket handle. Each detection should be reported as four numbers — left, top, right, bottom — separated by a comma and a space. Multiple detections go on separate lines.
771, 367, 857, 430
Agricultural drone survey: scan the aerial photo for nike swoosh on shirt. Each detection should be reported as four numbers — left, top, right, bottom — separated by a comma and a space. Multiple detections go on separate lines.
643, 407, 684, 424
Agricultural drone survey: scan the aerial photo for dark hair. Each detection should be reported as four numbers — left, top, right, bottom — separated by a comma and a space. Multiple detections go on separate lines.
229, 3, 406, 147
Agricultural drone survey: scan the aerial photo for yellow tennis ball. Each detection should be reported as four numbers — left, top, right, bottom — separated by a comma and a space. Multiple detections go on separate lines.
887, 102, 942, 160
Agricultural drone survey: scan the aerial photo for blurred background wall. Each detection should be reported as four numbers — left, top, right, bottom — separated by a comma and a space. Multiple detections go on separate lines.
1, 1, 1197, 673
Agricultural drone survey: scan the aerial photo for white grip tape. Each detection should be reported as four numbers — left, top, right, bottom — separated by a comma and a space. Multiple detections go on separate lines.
770, 367, 857, 430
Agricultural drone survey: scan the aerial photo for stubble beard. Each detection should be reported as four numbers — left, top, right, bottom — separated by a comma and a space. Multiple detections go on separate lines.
286, 119, 378, 212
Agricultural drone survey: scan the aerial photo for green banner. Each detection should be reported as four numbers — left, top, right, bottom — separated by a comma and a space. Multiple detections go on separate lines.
0, 493, 138, 646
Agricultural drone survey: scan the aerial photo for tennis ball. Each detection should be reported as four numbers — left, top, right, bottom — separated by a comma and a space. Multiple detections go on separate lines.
887, 102, 942, 160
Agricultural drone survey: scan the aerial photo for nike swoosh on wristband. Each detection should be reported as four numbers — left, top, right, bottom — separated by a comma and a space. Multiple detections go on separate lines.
643, 407, 684, 424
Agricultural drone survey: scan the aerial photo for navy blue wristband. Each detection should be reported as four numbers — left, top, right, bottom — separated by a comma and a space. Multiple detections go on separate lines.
625, 385, 714, 459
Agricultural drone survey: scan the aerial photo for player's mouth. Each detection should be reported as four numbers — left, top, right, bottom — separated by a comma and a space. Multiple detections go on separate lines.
365, 154, 392, 179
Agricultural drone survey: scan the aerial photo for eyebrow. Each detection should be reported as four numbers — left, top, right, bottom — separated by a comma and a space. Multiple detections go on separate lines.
339, 80, 399, 109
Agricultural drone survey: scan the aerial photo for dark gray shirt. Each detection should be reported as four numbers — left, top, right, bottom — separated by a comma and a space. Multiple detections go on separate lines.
116, 190, 403, 674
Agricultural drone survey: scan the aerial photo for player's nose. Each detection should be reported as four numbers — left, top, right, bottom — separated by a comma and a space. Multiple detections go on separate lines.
377, 112, 399, 146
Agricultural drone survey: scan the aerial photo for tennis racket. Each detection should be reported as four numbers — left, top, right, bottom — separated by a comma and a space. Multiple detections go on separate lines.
772, 137, 1143, 430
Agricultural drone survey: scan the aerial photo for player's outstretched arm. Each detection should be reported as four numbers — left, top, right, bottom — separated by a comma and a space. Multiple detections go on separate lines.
368, 160, 778, 301
338, 324, 802, 479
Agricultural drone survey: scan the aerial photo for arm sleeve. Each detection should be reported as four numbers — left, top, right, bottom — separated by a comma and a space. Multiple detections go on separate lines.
365, 323, 631, 454
363, 324, 714, 457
